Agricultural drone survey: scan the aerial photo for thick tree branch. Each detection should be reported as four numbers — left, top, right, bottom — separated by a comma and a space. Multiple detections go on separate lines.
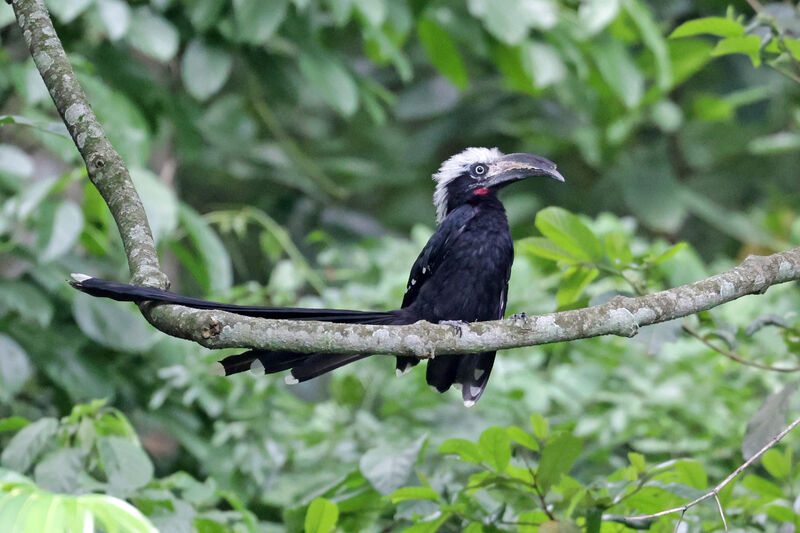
14, 0, 800, 359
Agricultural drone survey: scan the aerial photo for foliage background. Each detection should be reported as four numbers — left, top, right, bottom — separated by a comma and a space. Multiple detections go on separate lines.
2, 0, 800, 531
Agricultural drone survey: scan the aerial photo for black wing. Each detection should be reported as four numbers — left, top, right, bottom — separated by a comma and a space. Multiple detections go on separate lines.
396, 205, 476, 375
401, 204, 476, 308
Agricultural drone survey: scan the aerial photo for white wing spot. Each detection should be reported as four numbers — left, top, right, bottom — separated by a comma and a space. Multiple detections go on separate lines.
411, 279, 416, 285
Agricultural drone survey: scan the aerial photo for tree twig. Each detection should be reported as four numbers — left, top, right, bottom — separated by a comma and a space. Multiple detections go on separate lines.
618, 414, 800, 526
682, 324, 800, 373
12, 0, 800, 361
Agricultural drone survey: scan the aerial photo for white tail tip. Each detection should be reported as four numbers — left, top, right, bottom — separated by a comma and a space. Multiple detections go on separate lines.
250, 359, 264, 375
396, 365, 411, 377
209, 362, 226, 376
285, 375, 299, 385
70, 273, 92, 282
463, 400, 475, 408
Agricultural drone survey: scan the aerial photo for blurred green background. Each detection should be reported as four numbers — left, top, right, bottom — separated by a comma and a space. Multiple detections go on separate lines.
2, 0, 800, 531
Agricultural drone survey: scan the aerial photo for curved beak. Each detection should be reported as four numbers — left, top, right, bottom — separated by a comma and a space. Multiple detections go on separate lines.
485, 152, 565, 187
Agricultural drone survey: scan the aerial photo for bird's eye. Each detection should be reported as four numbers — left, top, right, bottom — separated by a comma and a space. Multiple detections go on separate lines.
473, 164, 486, 176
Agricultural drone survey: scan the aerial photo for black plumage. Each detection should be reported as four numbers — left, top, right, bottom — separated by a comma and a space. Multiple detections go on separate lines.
71, 148, 564, 405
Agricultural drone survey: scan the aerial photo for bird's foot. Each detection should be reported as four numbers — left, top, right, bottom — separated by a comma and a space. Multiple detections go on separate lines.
509, 312, 527, 326
439, 320, 467, 337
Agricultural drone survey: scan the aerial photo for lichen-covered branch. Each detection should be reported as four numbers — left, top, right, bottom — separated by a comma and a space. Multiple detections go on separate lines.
10, 0, 167, 289
14, 0, 800, 360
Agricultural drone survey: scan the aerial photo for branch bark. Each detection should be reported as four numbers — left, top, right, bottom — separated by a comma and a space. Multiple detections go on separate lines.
13, 0, 800, 359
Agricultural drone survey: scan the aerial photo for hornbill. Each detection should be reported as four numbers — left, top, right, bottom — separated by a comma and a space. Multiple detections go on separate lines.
71, 148, 564, 405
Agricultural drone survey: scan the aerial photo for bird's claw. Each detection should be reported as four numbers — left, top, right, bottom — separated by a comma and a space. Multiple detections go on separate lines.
509, 312, 527, 325
439, 320, 467, 337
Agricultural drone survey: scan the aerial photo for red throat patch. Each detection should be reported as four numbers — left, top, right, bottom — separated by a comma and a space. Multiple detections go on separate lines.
473, 188, 490, 195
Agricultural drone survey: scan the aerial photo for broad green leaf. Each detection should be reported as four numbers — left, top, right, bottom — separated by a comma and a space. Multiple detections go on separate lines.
0, 144, 34, 178
521, 237, 579, 263
417, 18, 468, 89
0, 417, 58, 473
522, 41, 566, 88
478, 427, 511, 471
556, 267, 598, 306
604, 232, 633, 267
531, 414, 549, 439
234, 0, 288, 44
468, 0, 558, 45
401, 512, 451, 532
80, 494, 158, 533
628, 452, 646, 473
646, 242, 686, 264
0, 334, 32, 402
535, 207, 602, 262
34, 448, 85, 493
590, 36, 644, 109
187, 0, 226, 31
130, 167, 178, 244
359, 435, 425, 495
761, 448, 792, 480
97, 0, 131, 40
45, 0, 92, 23
577, 0, 619, 36
353, 0, 388, 27
623, 0, 671, 90
389, 486, 439, 503
181, 39, 234, 101
742, 475, 784, 498
675, 459, 707, 490
126, 8, 179, 63
537, 432, 582, 491
785, 38, 800, 61
72, 294, 160, 352
304, 497, 338, 533
40, 201, 84, 262
178, 205, 233, 293
439, 438, 483, 463
507, 426, 539, 451
299, 52, 360, 116
97, 436, 154, 492
0, 417, 29, 433
670, 17, 744, 39
711, 35, 762, 67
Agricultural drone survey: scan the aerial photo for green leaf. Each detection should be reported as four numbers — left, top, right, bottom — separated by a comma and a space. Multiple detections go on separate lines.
604, 233, 633, 267
675, 459, 707, 490
178, 205, 233, 293
233, 0, 288, 44
478, 427, 511, 471
126, 7, 179, 63
711, 35, 762, 67
181, 39, 234, 101
417, 18, 468, 90
0, 334, 32, 402
784, 38, 800, 61
97, 0, 130, 41
400, 512, 451, 532
0, 282, 54, 327
590, 36, 644, 109
628, 452, 646, 473
670, 17, 744, 39
468, 0, 558, 45
72, 294, 161, 352
535, 207, 603, 262
537, 432, 582, 491
34, 448, 85, 493
389, 486, 439, 503
79, 494, 158, 533
577, 0, 620, 36
761, 448, 792, 480
299, 51, 360, 116
97, 436, 154, 492
439, 438, 483, 463
623, 0, 671, 90
521, 237, 579, 263
45, 0, 92, 23
507, 426, 539, 451
0, 417, 29, 433
521, 41, 566, 88
556, 267, 598, 307
40, 201, 84, 262
0, 417, 58, 473
359, 435, 425, 495
646, 242, 686, 264
742, 475, 784, 498
530, 414, 549, 439
130, 168, 178, 244
304, 497, 338, 533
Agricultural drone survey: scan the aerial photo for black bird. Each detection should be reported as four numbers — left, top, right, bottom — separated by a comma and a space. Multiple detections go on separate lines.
71, 148, 564, 405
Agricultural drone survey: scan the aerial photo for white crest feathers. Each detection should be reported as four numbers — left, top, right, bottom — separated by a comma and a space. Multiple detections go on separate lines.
432, 147, 503, 223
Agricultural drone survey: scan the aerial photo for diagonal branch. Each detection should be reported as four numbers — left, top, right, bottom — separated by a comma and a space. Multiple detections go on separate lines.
12, 0, 800, 360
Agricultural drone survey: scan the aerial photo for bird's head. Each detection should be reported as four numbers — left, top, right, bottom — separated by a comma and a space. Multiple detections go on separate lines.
432, 147, 564, 223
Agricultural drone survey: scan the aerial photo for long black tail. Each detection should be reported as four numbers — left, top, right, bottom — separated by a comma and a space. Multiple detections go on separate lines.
69, 275, 396, 323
